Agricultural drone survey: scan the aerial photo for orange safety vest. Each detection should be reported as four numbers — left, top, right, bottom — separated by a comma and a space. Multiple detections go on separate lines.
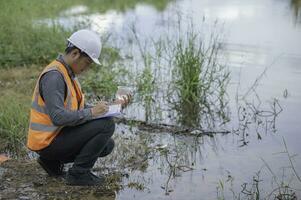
27, 60, 85, 151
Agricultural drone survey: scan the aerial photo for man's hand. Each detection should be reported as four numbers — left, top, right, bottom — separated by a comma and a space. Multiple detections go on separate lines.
91, 101, 109, 118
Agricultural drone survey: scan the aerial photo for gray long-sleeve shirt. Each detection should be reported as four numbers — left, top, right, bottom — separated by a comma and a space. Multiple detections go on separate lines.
39, 55, 92, 127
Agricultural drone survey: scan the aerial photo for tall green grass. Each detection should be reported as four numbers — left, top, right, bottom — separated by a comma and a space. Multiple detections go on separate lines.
170, 22, 230, 128
128, 20, 230, 127
0, 0, 171, 67
0, 1, 71, 67
0, 0, 172, 156
172, 31, 203, 127
0, 92, 30, 155
137, 64, 155, 122
0, 66, 38, 155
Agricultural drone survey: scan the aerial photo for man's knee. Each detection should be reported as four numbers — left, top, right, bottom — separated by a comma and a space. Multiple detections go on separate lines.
99, 138, 115, 157
104, 117, 115, 136
93, 117, 115, 136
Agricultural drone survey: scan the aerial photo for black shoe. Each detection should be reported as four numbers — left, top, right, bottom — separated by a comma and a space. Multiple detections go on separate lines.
66, 169, 105, 186
90, 171, 105, 182
37, 157, 65, 177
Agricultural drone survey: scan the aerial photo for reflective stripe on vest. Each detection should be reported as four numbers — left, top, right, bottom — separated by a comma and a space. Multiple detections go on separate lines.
27, 60, 84, 151
30, 122, 58, 132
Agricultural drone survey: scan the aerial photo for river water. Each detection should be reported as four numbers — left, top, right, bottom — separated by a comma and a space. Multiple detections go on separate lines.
44, 0, 301, 199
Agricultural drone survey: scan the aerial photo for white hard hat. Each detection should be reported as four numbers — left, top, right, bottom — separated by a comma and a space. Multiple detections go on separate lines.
67, 29, 101, 65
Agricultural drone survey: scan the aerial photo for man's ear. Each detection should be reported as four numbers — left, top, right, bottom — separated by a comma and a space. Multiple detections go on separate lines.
70, 49, 81, 60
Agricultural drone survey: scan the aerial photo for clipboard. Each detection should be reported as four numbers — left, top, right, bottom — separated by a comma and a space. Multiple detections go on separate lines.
94, 104, 122, 119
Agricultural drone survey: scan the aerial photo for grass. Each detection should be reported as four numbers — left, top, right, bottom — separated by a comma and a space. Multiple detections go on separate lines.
136, 64, 155, 122
0, 4, 229, 169
172, 30, 204, 127
1, 0, 167, 150
0, 0, 172, 151
0, 93, 30, 155
129, 24, 159, 122
0, 66, 38, 155
128, 18, 230, 128
81, 46, 129, 100
0, 1, 72, 67
0, 1, 298, 199
0, 47, 127, 155
171, 22, 230, 128
0, 0, 171, 68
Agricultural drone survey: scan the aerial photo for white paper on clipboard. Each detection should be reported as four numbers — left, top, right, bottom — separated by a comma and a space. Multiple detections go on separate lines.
95, 104, 122, 119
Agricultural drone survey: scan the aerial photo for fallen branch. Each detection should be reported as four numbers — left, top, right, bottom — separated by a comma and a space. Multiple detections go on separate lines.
115, 117, 230, 137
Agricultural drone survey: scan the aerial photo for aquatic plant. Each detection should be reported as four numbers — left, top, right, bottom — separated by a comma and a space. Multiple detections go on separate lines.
170, 21, 230, 128
136, 65, 156, 122
127, 18, 230, 128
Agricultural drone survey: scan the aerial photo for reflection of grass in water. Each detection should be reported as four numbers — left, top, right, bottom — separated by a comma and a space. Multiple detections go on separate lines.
98, 126, 197, 193
85, 0, 172, 12
291, 0, 301, 23
217, 167, 299, 200
216, 139, 301, 200
235, 98, 283, 147
99, 128, 153, 172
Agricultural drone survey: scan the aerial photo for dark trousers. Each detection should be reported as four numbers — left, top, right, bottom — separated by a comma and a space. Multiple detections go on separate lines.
38, 117, 115, 172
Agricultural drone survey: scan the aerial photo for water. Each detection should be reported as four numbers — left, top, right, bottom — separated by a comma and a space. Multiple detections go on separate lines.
42, 0, 301, 199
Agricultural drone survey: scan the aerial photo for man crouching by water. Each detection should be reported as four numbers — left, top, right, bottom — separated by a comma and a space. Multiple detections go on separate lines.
26, 29, 130, 186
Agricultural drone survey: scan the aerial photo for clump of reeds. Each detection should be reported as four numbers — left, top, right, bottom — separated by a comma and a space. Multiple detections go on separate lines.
128, 18, 230, 128
170, 21, 230, 128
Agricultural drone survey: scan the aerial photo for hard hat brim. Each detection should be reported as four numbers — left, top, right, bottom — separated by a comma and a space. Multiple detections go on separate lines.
91, 57, 101, 65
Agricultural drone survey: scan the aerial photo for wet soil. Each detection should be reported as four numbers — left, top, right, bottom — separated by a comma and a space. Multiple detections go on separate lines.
0, 120, 199, 200
0, 121, 231, 200
0, 159, 122, 200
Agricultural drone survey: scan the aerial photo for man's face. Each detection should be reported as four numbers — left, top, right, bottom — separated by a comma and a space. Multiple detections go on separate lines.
74, 56, 93, 74
70, 49, 93, 74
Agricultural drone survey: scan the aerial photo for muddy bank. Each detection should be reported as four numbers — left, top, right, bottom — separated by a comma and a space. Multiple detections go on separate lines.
0, 159, 122, 200
0, 120, 214, 200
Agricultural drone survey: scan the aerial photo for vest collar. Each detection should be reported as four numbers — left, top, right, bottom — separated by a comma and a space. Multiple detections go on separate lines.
56, 54, 75, 79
